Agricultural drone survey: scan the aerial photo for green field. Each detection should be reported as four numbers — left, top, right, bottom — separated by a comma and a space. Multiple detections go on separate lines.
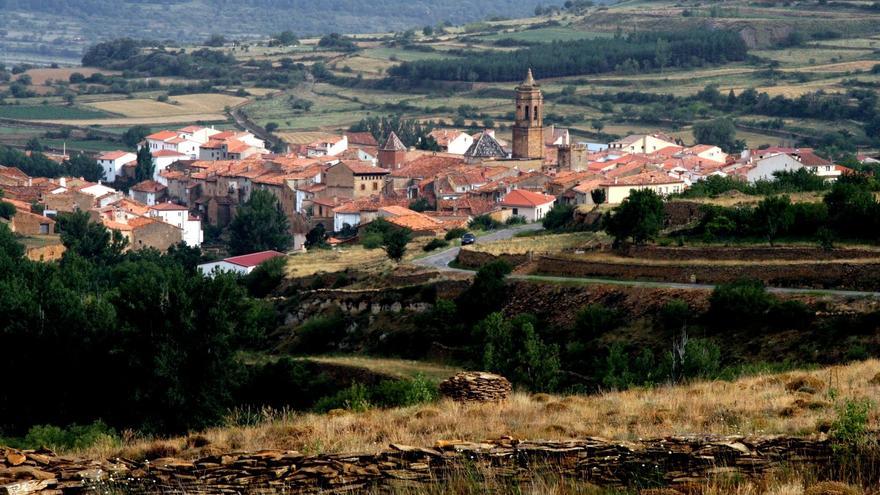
0, 105, 113, 120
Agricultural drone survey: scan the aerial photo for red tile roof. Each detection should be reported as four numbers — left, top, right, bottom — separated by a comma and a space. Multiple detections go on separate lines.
500, 189, 556, 207
146, 130, 179, 141
131, 180, 166, 193
152, 150, 188, 158
601, 171, 683, 187
150, 201, 187, 211
224, 250, 286, 268
98, 150, 134, 161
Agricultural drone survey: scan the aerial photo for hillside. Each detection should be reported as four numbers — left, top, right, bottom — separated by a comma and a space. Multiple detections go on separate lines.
0, 0, 545, 65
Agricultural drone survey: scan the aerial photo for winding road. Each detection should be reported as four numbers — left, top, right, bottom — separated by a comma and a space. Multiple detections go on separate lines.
414, 225, 880, 298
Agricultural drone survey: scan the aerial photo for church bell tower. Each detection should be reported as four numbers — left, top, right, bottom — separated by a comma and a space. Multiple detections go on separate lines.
512, 68, 544, 160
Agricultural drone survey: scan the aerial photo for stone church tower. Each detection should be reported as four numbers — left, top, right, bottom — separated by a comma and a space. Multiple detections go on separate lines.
512, 69, 544, 160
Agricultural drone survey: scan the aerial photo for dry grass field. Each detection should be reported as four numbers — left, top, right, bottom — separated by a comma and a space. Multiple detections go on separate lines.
74, 360, 880, 462
15, 67, 116, 85
297, 356, 462, 382
284, 239, 438, 278
468, 232, 606, 256
85, 94, 246, 118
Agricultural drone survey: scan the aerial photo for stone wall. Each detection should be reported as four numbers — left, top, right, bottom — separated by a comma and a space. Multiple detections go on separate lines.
0, 436, 839, 495
536, 255, 880, 291
617, 245, 880, 262
24, 243, 66, 262
456, 249, 530, 270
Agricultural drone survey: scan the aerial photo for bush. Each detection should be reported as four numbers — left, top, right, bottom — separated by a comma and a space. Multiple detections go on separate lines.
313, 377, 437, 412
313, 383, 371, 412
708, 279, 774, 325
361, 232, 384, 249
288, 313, 346, 354
445, 227, 467, 241
2, 421, 118, 451
505, 215, 527, 225
469, 214, 502, 231
244, 256, 287, 297
573, 304, 620, 339
542, 204, 574, 230
423, 238, 449, 252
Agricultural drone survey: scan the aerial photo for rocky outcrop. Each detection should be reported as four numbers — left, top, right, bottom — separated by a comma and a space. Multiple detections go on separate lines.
0, 436, 841, 494
439, 372, 512, 402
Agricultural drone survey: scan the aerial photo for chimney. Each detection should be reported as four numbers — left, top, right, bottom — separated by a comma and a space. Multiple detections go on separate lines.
59, 177, 67, 188
614, 177, 618, 185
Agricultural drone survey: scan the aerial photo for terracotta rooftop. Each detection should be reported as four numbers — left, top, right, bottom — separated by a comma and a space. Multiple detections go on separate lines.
98, 150, 134, 161
130, 180, 166, 193
223, 250, 286, 268
381, 132, 407, 152
500, 189, 556, 208
150, 202, 188, 211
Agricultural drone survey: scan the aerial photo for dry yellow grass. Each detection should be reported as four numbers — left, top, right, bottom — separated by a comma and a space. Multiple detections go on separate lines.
285, 239, 437, 278
17, 67, 117, 85
85, 93, 246, 118
469, 232, 606, 256
77, 360, 880, 461
296, 356, 462, 382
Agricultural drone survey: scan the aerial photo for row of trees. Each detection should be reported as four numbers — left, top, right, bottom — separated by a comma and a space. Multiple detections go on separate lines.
0, 213, 278, 435
0, 146, 104, 181
388, 30, 748, 82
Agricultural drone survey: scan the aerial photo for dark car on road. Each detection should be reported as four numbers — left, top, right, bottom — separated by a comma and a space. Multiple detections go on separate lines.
461, 233, 476, 245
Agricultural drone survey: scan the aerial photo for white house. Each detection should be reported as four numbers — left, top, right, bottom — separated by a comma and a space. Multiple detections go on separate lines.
152, 150, 189, 185
429, 129, 474, 155
684, 144, 727, 164
609, 133, 678, 154
96, 151, 136, 183
148, 202, 203, 247
197, 250, 286, 277
307, 135, 348, 157
79, 183, 123, 208
746, 153, 805, 183
601, 171, 685, 204
500, 189, 556, 222
129, 180, 166, 206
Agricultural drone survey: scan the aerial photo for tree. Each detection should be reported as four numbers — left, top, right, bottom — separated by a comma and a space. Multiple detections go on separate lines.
305, 223, 327, 248
754, 195, 794, 246
591, 119, 604, 134
654, 38, 671, 72
25, 138, 43, 152
408, 198, 431, 212
0, 191, 15, 221
204, 34, 226, 47
382, 227, 411, 262
693, 118, 741, 153
134, 146, 154, 182
457, 260, 512, 322
228, 190, 292, 255
542, 204, 575, 230
479, 313, 560, 391
122, 125, 150, 148
603, 189, 665, 245
56, 211, 127, 261
64, 153, 104, 182
274, 31, 299, 46
590, 188, 606, 205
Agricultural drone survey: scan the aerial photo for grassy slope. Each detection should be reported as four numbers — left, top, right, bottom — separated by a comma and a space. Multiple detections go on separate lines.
78, 359, 880, 460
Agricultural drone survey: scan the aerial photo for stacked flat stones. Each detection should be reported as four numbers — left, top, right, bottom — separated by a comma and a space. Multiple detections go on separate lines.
439, 372, 512, 402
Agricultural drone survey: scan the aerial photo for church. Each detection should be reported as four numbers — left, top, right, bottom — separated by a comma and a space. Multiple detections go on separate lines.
463, 69, 568, 170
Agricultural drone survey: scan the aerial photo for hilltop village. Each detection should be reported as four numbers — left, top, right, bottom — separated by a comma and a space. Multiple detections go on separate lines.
0, 70, 860, 259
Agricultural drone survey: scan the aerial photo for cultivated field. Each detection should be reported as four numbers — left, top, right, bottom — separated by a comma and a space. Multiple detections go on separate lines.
85, 93, 246, 119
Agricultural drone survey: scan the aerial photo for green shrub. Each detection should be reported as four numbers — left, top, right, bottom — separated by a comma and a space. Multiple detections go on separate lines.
469, 214, 502, 231
361, 232, 384, 249
423, 238, 449, 252
1, 421, 119, 451
679, 338, 721, 379
542, 204, 574, 231
708, 279, 774, 326
574, 304, 620, 339
313, 383, 371, 412
288, 312, 346, 354
505, 215, 527, 225
830, 398, 872, 447
768, 299, 814, 329
371, 374, 438, 407
244, 256, 288, 297
445, 227, 467, 241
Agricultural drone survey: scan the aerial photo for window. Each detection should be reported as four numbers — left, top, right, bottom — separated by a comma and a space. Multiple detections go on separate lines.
524, 106, 530, 121
39, 223, 49, 235
533, 105, 538, 121
360, 183, 366, 191
512, 208, 518, 215
372, 182, 378, 190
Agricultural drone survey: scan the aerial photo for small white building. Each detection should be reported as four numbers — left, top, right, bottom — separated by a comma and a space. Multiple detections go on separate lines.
601, 171, 685, 204
152, 150, 189, 185
148, 202, 203, 247
96, 150, 136, 183
746, 153, 805, 184
500, 189, 556, 222
198, 250, 286, 277
307, 135, 348, 157
609, 133, 678, 154
429, 129, 474, 155
129, 180, 166, 206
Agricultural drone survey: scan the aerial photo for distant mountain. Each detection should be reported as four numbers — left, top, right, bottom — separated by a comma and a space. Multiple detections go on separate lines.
0, 0, 545, 40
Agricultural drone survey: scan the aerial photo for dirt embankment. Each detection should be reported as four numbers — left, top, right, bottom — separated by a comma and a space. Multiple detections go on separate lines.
615, 245, 880, 262
535, 255, 880, 291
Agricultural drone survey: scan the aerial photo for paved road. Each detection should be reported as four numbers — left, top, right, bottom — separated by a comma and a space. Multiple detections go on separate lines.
414, 223, 543, 271
414, 225, 880, 298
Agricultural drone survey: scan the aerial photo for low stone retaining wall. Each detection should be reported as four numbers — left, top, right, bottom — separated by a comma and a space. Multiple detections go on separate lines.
456, 249, 529, 269
0, 436, 837, 494
536, 255, 880, 291
617, 245, 880, 262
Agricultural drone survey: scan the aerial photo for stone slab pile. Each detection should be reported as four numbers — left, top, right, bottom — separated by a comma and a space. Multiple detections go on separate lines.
439, 371, 512, 402
1, 435, 837, 495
